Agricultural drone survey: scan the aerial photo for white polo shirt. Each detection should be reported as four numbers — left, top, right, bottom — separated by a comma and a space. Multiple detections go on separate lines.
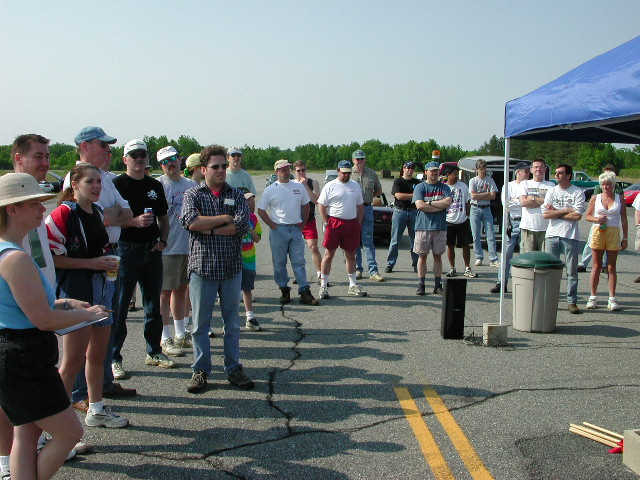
317, 179, 363, 220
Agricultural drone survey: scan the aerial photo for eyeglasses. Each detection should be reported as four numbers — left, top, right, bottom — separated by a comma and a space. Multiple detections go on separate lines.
229, 153, 242, 158
555, 171, 566, 176
207, 163, 228, 170
296, 168, 306, 172
159, 155, 178, 165
129, 151, 148, 160
89, 140, 110, 149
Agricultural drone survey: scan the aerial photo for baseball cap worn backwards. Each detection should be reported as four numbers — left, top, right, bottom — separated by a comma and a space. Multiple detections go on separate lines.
74, 126, 117, 145
425, 161, 440, 171
338, 160, 353, 172
274, 159, 292, 171
124, 139, 148, 156
352, 150, 366, 159
185, 154, 202, 168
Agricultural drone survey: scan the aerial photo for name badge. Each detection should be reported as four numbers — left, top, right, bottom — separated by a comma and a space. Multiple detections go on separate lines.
224, 198, 235, 206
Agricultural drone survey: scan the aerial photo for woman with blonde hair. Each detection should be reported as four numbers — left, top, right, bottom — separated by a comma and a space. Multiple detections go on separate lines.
0, 173, 107, 480
584, 171, 628, 311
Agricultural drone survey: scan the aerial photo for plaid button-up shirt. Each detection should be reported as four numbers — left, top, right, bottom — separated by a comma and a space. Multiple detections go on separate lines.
181, 182, 249, 280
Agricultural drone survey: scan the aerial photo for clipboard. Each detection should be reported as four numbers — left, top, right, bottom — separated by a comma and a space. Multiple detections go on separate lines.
54, 316, 109, 335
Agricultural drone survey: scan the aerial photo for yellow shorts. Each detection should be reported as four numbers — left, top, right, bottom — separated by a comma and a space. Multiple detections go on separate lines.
589, 225, 621, 251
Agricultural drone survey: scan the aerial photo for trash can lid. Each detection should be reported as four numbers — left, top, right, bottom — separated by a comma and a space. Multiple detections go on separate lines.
511, 251, 564, 269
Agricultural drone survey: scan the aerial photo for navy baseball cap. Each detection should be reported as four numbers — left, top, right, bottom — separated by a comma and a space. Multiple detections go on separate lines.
74, 126, 117, 145
514, 161, 531, 171
337, 160, 353, 172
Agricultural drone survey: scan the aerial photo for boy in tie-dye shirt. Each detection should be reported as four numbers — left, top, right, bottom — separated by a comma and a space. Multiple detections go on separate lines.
241, 190, 262, 330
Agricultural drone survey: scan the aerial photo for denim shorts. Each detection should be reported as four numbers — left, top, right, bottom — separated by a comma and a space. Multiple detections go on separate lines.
0, 328, 70, 425
91, 273, 114, 327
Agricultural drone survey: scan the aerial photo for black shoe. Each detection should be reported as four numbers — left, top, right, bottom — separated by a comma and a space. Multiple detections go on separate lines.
279, 286, 291, 304
292, 279, 298, 284
490, 283, 506, 294
413, 265, 418, 273
433, 285, 443, 295
384, 266, 393, 273
416, 284, 426, 296
187, 370, 207, 393
128, 301, 137, 312
209, 330, 215, 338
576, 265, 587, 272
227, 368, 254, 390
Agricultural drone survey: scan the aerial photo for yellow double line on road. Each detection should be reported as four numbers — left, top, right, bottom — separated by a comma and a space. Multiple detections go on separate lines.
394, 386, 494, 480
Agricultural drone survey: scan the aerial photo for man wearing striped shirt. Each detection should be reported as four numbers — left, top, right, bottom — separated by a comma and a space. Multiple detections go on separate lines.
180, 145, 253, 394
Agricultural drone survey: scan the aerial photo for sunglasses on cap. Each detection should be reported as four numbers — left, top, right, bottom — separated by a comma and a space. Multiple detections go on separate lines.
206, 163, 228, 170
129, 150, 148, 160
159, 155, 178, 165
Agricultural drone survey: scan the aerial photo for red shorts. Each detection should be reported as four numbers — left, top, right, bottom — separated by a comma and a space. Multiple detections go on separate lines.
322, 217, 361, 252
302, 218, 318, 240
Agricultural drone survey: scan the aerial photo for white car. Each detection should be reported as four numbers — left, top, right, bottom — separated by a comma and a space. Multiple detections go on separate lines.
38, 181, 55, 193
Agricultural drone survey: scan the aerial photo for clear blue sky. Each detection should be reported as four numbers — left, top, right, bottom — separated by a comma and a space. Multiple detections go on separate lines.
1, 0, 638, 151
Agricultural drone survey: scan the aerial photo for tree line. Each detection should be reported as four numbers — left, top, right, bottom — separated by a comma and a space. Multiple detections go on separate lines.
1, 134, 639, 177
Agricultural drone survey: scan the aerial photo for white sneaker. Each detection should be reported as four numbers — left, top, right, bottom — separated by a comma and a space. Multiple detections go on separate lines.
369, 272, 385, 282
347, 284, 367, 297
85, 407, 129, 428
489, 261, 500, 267
112, 361, 126, 380
319, 286, 330, 299
608, 298, 620, 311
161, 338, 184, 357
464, 268, 478, 278
586, 297, 597, 309
474, 259, 483, 266
245, 318, 262, 331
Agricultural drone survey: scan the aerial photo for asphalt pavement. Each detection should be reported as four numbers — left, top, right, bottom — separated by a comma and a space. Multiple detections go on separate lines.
55, 173, 639, 479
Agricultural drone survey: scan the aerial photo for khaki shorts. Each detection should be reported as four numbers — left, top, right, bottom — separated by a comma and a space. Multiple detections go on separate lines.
520, 229, 546, 252
590, 225, 621, 251
413, 230, 447, 256
162, 254, 189, 291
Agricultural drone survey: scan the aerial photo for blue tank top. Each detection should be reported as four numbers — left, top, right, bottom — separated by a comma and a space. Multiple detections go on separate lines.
0, 241, 56, 329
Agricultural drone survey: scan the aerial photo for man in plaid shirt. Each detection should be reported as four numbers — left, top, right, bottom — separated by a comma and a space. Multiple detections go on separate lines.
180, 145, 253, 393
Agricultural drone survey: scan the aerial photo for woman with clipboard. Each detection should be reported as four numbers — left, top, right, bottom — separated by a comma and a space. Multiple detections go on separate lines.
0, 173, 107, 480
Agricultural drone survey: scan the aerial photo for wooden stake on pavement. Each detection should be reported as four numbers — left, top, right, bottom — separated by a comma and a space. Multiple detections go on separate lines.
569, 426, 618, 448
582, 422, 623, 440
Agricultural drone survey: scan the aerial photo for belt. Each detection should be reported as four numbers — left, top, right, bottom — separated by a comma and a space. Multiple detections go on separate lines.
510, 216, 521, 221
473, 204, 492, 208
363, 203, 371, 207
118, 240, 157, 249
396, 207, 416, 211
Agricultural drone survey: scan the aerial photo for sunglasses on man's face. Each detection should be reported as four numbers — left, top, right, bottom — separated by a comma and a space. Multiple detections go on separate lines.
207, 163, 228, 170
230, 153, 242, 158
296, 168, 306, 172
90, 140, 110, 149
160, 155, 178, 165
129, 151, 148, 160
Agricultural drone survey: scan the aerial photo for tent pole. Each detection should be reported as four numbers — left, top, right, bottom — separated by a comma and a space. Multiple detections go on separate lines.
499, 139, 511, 325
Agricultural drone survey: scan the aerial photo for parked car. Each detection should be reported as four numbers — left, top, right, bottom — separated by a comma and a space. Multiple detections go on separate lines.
46, 171, 64, 192
265, 173, 294, 187
324, 169, 338, 185
623, 183, 640, 206
38, 180, 55, 193
372, 192, 393, 244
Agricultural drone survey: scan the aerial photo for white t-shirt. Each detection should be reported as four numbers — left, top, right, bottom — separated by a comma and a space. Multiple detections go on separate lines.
158, 175, 198, 255
632, 193, 640, 211
21, 223, 56, 287
517, 179, 554, 231
317, 179, 363, 220
543, 184, 586, 240
257, 180, 310, 225
503, 180, 523, 219
446, 181, 470, 224
64, 166, 130, 243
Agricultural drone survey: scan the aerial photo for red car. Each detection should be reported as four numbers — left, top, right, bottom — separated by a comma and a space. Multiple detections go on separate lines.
623, 183, 640, 206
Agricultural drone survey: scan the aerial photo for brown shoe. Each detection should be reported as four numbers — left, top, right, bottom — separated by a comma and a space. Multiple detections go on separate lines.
299, 289, 319, 306
72, 399, 89, 413
635, 276, 640, 284
568, 303, 581, 314
103, 383, 137, 398
279, 286, 291, 304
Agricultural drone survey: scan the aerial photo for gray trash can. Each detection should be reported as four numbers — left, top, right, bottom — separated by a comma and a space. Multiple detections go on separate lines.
511, 252, 564, 333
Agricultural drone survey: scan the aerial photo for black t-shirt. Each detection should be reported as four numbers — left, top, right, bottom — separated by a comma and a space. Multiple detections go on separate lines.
77, 206, 109, 258
113, 174, 169, 243
391, 177, 421, 209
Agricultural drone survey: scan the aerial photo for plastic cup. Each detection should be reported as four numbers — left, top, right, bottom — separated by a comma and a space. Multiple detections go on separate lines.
105, 255, 120, 282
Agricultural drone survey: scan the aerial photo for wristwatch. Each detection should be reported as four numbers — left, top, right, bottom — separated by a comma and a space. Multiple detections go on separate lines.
158, 239, 167, 246
428, 200, 433, 206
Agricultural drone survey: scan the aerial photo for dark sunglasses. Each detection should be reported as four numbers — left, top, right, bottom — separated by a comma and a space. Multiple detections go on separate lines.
90, 140, 110, 149
230, 153, 242, 158
207, 163, 228, 170
296, 168, 306, 172
159, 155, 178, 165
129, 150, 148, 160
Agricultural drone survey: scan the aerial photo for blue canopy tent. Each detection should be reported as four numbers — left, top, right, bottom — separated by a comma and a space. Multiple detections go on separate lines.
497, 35, 640, 325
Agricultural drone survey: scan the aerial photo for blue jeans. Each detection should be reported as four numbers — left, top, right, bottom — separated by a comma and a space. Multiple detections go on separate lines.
189, 271, 241, 375
470, 206, 498, 262
269, 224, 310, 293
386, 208, 418, 268
545, 236, 579, 304
498, 219, 520, 283
71, 273, 117, 403
356, 205, 378, 274
112, 241, 163, 362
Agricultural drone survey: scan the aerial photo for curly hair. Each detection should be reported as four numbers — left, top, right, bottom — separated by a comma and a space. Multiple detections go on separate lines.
200, 145, 227, 166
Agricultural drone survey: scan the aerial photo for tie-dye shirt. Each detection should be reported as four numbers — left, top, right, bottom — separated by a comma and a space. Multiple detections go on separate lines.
241, 213, 262, 271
